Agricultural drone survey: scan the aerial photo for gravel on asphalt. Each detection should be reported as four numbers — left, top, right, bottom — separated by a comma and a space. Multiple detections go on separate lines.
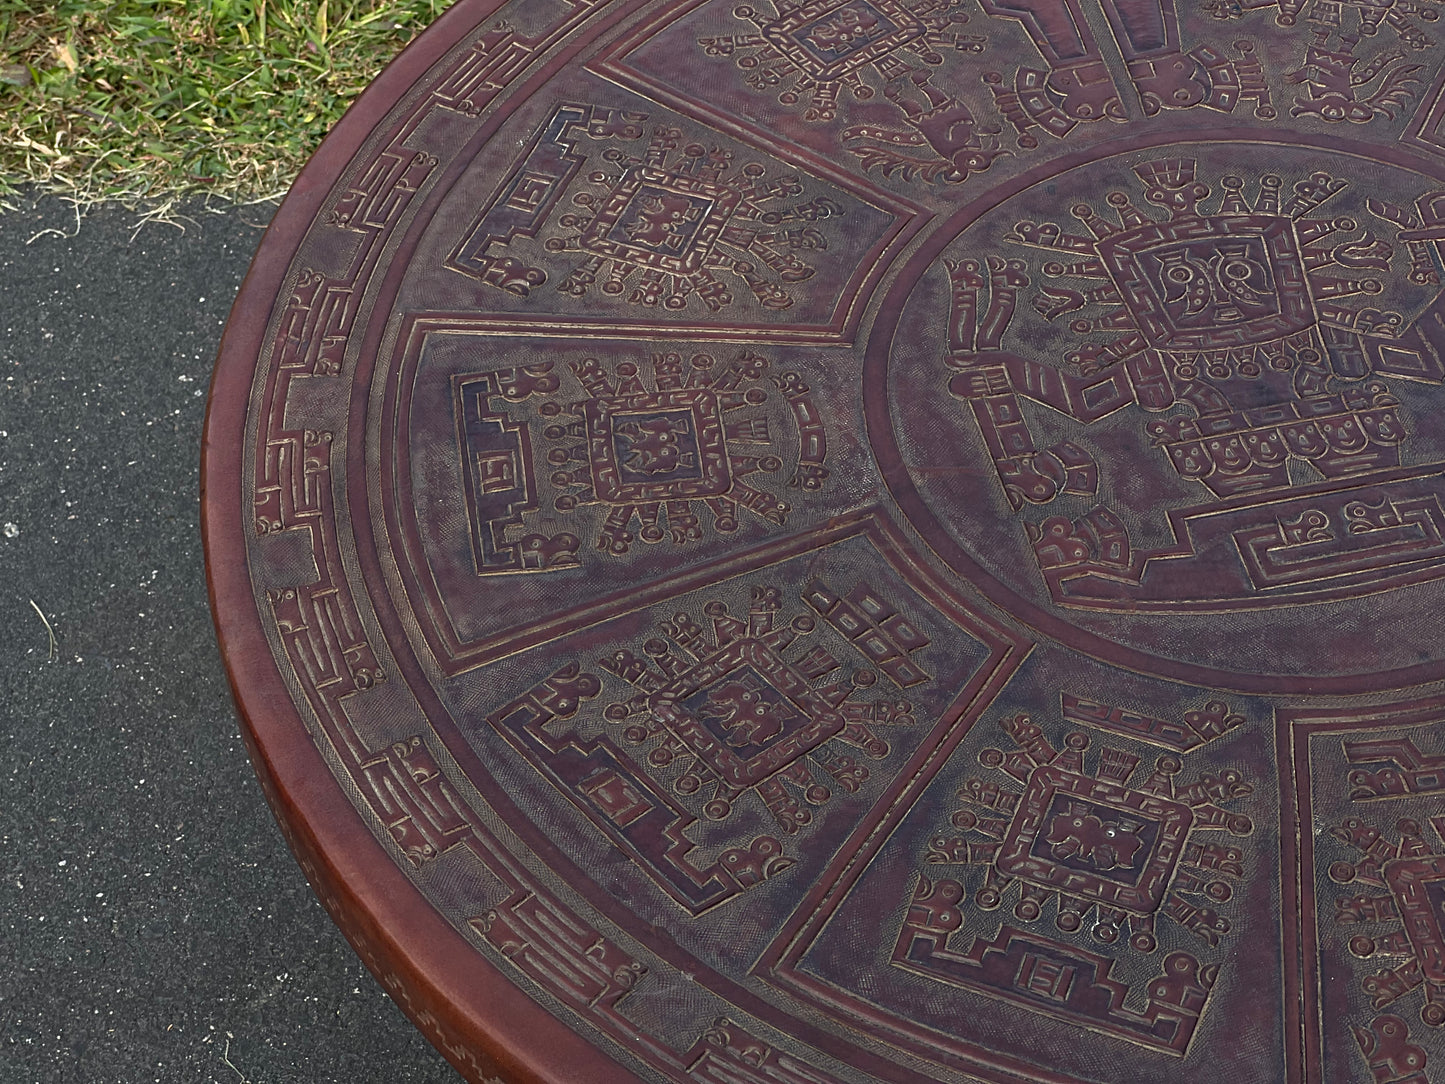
0, 193, 460, 1084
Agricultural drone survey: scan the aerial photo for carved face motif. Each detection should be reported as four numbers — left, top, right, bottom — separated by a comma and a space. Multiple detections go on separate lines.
761, 0, 923, 81
997, 765, 1193, 913
613, 413, 701, 479
652, 639, 845, 786
1043, 801, 1150, 873
1096, 213, 1311, 348
801, 4, 892, 57
694, 671, 803, 749
580, 168, 739, 275
586, 390, 732, 503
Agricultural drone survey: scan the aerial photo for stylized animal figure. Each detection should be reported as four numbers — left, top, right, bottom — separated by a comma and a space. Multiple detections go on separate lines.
845, 71, 1008, 184
697, 677, 797, 747
615, 416, 695, 475
805, 5, 885, 54
1045, 805, 1146, 870
623, 193, 702, 252
1286, 30, 1423, 123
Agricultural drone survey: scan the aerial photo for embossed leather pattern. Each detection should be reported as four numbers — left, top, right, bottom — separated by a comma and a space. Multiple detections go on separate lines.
203, 1, 1445, 1080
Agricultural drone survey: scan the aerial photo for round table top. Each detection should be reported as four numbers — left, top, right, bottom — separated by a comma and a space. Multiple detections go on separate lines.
203, 1, 1445, 1080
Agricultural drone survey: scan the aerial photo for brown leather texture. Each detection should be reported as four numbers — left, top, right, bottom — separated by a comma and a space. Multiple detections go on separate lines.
203, 1, 1445, 1080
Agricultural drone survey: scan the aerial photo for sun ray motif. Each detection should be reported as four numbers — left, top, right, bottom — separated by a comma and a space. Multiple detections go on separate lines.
457, 348, 829, 573
1011, 157, 1403, 351
600, 581, 921, 835
482, 570, 940, 917
541, 124, 846, 311
925, 702, 1254, 953
698, 0, 1011, 184
700, 0, 985, 122
537, 350, 814, 553
1330, 811, 1445, 1029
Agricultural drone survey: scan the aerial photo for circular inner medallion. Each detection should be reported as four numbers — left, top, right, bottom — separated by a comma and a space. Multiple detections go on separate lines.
873, 138, 1445, 688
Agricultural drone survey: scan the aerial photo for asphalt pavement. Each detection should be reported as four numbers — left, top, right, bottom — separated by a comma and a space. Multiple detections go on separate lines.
0, 193, 458, 1084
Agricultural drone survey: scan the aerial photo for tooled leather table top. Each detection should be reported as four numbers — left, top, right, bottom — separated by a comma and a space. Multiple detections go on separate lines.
202, 1, 1445, 1080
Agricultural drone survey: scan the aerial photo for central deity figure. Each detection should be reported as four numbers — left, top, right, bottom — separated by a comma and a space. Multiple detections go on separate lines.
942, 157, 1445, 609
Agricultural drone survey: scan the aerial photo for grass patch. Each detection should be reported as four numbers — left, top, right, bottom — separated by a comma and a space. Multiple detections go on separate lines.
0, 0, 448, 208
